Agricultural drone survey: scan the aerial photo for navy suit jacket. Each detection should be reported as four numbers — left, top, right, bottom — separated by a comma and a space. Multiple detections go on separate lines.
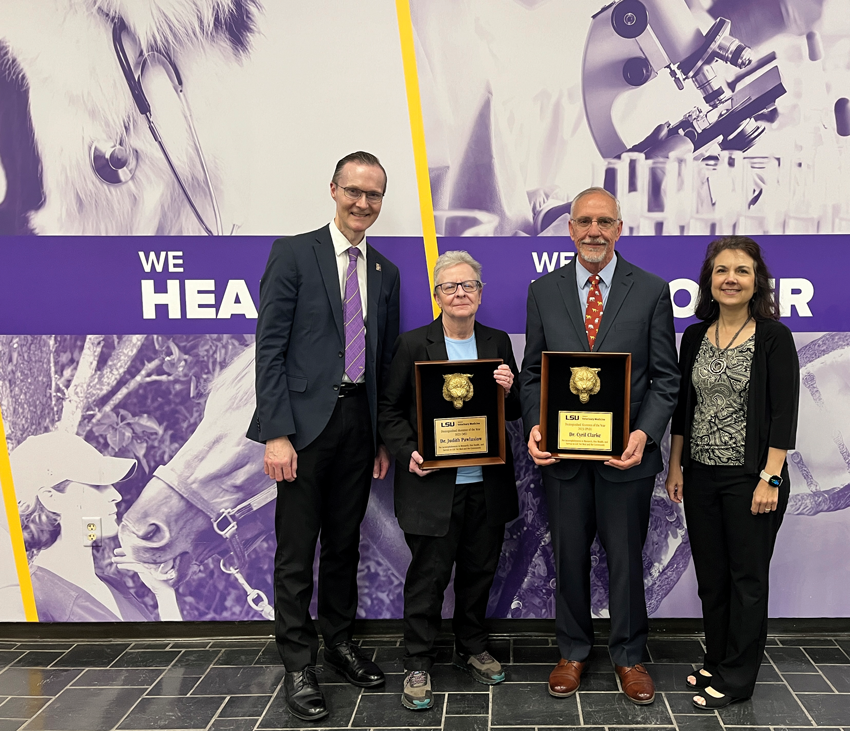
247, 225, 400, 451
519, 253, 679, 482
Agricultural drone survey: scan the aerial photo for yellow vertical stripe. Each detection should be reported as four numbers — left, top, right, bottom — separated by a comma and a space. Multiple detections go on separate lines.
0, 404, 38, 621
395, 0, 440, 319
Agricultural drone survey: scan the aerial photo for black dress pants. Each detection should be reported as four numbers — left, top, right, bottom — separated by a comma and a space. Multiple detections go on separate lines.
544, 463, 655, 667
402, 479, 505, 671
683, 461, 789, 699
273, 390, 374, 671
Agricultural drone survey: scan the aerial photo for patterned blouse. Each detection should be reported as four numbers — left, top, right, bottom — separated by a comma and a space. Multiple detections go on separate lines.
690, 333, 755, 466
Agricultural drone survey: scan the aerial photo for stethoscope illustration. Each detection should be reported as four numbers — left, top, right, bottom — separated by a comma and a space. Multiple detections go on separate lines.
89, 18, 224, 235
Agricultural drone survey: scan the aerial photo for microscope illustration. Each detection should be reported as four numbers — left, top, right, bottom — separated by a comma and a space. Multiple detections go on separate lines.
583, 0, 786, 158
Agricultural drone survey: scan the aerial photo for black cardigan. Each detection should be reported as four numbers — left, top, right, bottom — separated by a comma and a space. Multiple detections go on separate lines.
671, 318, 800, 474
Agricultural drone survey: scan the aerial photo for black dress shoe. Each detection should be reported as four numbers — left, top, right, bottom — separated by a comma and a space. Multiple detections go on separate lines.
323, 641, 385, 687
283, 667, 328, 721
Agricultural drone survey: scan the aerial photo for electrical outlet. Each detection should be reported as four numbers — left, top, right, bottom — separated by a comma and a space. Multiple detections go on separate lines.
82, 517, 102, 547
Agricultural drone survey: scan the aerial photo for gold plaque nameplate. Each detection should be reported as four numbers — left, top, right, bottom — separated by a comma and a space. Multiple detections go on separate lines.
433, 416, 488, 456
558, 411, 613, 451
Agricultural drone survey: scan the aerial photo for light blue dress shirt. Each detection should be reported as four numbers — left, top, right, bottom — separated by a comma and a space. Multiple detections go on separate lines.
575, 252, 618, 310
445, 333, 484, 485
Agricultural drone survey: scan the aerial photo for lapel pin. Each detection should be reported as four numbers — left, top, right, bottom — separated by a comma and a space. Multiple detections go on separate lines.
376, 263, 381, 271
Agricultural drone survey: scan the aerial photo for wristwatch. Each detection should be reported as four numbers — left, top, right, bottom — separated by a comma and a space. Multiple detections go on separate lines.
759, 470, 783, 488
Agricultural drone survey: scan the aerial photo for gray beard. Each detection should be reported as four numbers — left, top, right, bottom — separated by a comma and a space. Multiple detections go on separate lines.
579, 240, 610, 264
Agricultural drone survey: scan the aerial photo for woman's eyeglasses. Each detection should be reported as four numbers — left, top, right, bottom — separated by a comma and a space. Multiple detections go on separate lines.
434, 280, 483, 295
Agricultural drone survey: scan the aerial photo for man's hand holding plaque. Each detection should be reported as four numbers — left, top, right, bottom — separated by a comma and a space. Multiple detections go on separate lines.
604, 429, 647, 470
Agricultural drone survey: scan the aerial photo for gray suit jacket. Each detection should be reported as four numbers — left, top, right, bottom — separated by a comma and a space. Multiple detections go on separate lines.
247, 225, 400, 451
519, 253, 679, 482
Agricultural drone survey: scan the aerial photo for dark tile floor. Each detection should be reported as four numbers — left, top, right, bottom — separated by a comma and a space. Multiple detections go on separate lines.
0, 633, 849, 730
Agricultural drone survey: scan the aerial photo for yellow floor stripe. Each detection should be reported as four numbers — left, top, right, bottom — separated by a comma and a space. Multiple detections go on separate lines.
395, 0, 440, 318
0, 404, 39, 621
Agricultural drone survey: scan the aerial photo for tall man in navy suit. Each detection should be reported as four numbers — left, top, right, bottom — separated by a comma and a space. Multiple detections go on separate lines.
248, 152, 400, 722
520, 187, 679, 706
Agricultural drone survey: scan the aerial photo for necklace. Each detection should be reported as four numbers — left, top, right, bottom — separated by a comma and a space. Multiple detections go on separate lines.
709, 316, 752, 375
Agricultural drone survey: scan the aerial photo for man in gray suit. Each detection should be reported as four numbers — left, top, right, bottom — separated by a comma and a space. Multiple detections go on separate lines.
520, 187, 679, 705
248, 152, 400, 722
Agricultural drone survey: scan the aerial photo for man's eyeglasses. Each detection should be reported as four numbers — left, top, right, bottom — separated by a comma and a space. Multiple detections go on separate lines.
571, 217, 620, 231
336, 185, 384, 204
435, 280, 483, 295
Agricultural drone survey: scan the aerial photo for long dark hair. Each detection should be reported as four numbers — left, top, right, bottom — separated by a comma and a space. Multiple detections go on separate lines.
694, 236, 780, 321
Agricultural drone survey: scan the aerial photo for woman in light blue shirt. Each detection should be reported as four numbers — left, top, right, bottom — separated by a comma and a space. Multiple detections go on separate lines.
379, 250, 521, 711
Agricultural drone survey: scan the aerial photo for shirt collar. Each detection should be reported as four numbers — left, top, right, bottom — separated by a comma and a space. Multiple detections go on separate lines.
329, 220, 367, 258
576, 252, 618, 288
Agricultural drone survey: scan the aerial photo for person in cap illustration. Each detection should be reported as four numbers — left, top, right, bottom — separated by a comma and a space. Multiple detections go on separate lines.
10, 430, 182, 621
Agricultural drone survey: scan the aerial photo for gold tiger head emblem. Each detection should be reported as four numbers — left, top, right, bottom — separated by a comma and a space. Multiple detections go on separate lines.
442, 373, 474, 409
569, 366, 601, 404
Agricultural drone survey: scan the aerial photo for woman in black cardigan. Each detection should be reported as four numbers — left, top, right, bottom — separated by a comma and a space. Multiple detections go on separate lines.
379, 250, 520, 711
665, 236, 799, 710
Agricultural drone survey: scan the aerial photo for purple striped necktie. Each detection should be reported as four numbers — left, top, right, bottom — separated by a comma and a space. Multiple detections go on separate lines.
344, 247, 366, 381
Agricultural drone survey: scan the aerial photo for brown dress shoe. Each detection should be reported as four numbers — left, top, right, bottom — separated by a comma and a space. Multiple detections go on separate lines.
548, 659, 586, 697
614, 663, 655, 705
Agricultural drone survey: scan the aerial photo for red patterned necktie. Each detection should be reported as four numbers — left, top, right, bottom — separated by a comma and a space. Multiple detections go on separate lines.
585, 274, 603, 350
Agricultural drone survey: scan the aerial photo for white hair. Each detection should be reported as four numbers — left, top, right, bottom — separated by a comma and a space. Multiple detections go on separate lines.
571, 187, 622, 220
433, 250, 482, 286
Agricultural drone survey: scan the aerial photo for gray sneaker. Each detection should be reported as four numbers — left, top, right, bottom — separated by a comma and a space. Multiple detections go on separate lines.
453, 650, 506, 685
402, 669, 433, 710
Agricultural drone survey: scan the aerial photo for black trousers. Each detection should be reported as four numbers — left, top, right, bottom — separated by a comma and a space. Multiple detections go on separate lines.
684, 461, 788, 698
273, 391, 374, 671
544, 463, 655, 667
402, 479, 505, 671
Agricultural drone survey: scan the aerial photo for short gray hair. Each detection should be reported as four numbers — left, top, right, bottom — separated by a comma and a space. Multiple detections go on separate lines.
571, 187, 622, 220
433, 250, 482, 286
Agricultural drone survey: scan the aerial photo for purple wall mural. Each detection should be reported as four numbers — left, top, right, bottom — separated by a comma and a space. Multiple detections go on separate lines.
1, 235, 847, 621
1, 0, 849, 622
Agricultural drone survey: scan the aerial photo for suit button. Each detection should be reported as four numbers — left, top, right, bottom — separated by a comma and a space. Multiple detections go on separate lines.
338, 351, 343, 358
333, 385, 339, 391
